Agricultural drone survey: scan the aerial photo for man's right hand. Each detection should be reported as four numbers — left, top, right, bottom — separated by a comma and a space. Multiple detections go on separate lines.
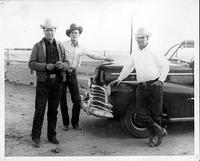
104, 57, 114, 62
109, 79, 121, 87
46, 63, 54, 71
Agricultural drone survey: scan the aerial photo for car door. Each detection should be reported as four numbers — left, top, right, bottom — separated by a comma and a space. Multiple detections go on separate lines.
163, 82, 194, 119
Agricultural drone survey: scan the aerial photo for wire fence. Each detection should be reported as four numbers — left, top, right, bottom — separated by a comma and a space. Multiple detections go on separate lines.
4, 48, 32, 64
4, 48, 34, 74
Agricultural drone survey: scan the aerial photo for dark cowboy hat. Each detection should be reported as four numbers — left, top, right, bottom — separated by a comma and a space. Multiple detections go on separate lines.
66, 23, 83, 37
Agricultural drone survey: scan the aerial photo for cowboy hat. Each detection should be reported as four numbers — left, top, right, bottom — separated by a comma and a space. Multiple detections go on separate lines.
135, 27, 151, 38
40, 19, 57, 29
66, 23, 83, 37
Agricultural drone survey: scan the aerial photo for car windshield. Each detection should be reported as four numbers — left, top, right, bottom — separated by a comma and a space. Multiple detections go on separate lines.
165, 40, 194, 66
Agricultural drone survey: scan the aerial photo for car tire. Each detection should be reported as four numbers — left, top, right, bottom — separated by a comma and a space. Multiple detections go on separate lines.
121, 104, 150, 138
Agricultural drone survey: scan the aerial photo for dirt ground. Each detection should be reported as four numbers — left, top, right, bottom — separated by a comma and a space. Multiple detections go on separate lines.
5, 81, 195, 157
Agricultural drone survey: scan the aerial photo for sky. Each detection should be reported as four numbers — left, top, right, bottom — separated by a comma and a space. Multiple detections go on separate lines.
1, 0, 199, 55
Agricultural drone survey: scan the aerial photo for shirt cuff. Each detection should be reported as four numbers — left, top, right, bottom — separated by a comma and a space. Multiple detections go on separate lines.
158, 78, 164, 83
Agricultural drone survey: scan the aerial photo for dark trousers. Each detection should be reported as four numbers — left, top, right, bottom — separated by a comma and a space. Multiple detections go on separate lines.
135, 82, 163, 132
60, 70, 81, 127
31, 78, 61, 140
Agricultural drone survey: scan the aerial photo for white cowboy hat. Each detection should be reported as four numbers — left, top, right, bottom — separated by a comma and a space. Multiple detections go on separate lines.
135, 27, 151, 38
40, 19, 57, 29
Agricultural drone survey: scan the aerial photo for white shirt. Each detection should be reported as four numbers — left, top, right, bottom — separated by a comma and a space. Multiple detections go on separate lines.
118, 46, 169, 83
62, 40, 104, 68
62, 40, 88, 68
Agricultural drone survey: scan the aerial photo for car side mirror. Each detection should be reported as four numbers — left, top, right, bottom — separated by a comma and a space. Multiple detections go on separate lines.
181, 40, 194, 48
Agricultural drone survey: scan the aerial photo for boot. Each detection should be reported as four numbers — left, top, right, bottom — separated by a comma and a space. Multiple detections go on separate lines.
148, 127, 158, 147
153, 122, 167, 146
32, 138, 40, 148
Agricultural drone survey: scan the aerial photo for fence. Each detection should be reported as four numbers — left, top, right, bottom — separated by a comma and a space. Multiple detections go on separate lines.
4, 48, 34, 73
4, 48, 37, 85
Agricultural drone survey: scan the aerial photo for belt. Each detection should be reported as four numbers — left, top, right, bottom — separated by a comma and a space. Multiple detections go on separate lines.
67, 68, 76, 73
47, 73, 61, 79
139, 78, 159, 86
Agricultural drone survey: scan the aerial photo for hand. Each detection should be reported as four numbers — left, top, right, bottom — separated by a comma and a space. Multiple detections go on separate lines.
54, 61, 64, 70
46, 63, 54, 71
104, 57, 114, 62
109, 79, 121, 87
151, 80, 163, 86
68, 67, 75, 73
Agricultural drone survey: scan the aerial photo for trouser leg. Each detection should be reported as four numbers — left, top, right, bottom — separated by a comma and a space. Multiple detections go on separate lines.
60, 82, 69, 126
149, 85, 163, 125
135, 85, 154, 128
31, 82, 48, 140
47, 80, 61, 139
67, 71, 81, 126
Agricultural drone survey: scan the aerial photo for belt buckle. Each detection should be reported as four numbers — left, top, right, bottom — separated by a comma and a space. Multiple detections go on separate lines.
49, 74, 56, 79
68, 68, 74, 73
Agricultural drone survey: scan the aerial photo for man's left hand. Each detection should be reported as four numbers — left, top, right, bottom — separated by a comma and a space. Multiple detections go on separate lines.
151, 80, 163, 86
54, 61, 64, 69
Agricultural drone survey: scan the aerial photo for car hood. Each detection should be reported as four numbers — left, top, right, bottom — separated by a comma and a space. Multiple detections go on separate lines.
101, 61, 193, 73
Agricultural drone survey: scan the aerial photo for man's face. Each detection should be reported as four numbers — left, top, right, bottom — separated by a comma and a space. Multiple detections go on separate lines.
135, 36, 148, 49
43, 28, 56, 41
70, 29, 80, 41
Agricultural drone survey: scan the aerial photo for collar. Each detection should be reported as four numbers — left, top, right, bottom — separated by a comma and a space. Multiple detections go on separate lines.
138, 43, 148, 51
43, 37, 56, 45
70, 40, 79, 47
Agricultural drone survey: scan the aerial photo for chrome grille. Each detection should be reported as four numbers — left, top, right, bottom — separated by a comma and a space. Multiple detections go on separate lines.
89, 84, 113, 112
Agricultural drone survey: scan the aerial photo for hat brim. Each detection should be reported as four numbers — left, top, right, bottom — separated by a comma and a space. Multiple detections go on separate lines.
40, 25, 57, 29
66, 26, 83, 37
135, 33, 151, 38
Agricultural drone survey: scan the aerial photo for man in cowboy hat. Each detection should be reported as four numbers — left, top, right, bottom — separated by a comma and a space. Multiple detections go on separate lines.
60, 23, 113, 131
110, 27, 169, 147
29, 19, 69, 148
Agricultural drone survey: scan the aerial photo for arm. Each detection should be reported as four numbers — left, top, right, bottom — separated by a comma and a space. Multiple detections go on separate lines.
61, 45, 70, 71
118, 55, 135, 81
153, 53, 169, 82
109, 55, 134, 86
54, 43, 70, 71
157, 55, 169, 82
85, 53, 105, 60
28, 44, 46, 72
83, 48, 113, 61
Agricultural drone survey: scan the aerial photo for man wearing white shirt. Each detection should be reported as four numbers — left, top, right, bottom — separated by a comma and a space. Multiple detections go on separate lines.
61, 23, 112, 130
110, 28, 169, 147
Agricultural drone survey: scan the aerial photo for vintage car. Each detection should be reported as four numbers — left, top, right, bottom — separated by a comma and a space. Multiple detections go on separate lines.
81, 40, 194, 138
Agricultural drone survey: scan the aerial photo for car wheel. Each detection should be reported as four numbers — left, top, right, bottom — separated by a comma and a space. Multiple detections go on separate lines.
121, 105, 150, 138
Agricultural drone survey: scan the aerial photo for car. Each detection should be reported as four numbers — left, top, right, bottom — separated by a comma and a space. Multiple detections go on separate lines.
81, 40, 194, 138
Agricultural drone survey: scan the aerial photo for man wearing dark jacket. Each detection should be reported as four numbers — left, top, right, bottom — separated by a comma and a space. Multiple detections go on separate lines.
29, 19, 69, 148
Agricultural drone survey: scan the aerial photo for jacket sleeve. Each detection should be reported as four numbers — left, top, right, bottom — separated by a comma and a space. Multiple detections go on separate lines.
28, 43, 46, 71
60, 43, 70, 71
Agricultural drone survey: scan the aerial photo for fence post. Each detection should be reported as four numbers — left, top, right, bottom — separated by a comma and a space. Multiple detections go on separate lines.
7, 50, 10, 66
